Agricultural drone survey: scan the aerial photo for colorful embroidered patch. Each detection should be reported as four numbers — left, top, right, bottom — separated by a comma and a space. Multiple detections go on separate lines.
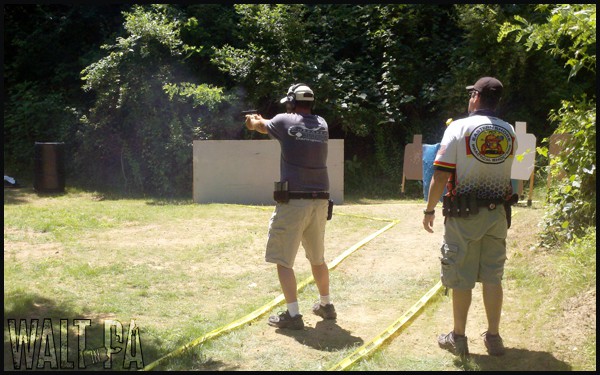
468, 124, 513, 164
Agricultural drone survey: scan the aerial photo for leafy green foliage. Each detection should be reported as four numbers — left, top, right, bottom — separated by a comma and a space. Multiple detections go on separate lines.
211, 5, 318, 106
3, 4, 595, 202
499, 4, 596, 244
3, 82, 78, 176
78, 5, 234, 196
498, 4, 596, 80
540, 98, 596, 243
3, 5, 125, 177
446, 4, 571, 140
212, 4, 461, 179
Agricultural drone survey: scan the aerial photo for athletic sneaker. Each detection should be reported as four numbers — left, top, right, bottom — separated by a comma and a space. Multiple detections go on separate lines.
437, 331, 469, 356
312, 303, 337, 320
267, 310, 304, 330
483, 331, 506, 356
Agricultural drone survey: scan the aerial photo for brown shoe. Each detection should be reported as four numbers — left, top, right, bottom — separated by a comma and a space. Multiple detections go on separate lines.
483, 331, 505, 356
312, 302, 337, 320
437, 331, 469, 356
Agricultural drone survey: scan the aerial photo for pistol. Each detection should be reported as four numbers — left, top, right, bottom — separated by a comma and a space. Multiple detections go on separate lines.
241, 109, 258, 116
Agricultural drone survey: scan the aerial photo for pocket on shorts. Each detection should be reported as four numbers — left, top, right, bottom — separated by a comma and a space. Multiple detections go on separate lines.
439, 243, 462, 287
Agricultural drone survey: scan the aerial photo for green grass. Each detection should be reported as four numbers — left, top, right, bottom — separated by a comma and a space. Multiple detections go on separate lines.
4, 186, 595, 371
4, 188, 387, 370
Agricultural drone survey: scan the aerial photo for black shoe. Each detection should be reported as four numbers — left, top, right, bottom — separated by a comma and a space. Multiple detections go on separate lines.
267, 310, 304, 330
437, 331, 469, 356
312, 303, 337, 320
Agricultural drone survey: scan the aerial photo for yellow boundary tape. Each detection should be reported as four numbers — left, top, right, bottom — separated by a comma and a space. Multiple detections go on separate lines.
329, 280, 443, 371
141, 214, 398, 371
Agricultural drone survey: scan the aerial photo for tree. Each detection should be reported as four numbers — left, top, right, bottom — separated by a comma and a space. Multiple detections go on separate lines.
79, 4, 229, 196
3, 4, 126, 177
499, 4, 596, 243
211, 4, 461, 182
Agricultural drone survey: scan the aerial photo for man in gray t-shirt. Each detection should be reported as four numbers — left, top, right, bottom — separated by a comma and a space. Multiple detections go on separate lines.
267, 111, 329, 192
245, 83, 337, 330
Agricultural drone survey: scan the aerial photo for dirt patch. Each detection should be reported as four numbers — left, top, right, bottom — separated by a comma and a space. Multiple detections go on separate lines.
4, 228, 64, 261
561, 288, 596, 333
555, 288, 596, 355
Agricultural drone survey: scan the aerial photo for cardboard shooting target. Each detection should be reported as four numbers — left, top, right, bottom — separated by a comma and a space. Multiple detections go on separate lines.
402, 134, 423, 180
511, 122, 536, 180
547, 133, 573, 187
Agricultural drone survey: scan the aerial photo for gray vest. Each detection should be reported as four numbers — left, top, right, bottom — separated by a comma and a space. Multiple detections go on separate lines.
266, 113, 329, 192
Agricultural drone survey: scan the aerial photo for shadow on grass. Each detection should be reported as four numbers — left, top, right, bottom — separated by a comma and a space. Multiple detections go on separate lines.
453, 348, 572, 371
275, 319, 364, 351
3, 184, 195, 206
3, 292, 163, 371
3, 187, 35, 205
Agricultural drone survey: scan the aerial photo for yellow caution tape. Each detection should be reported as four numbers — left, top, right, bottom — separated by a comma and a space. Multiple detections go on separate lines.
328, 220, 398, 269
329, 280, 443, 371
333, 212, 398, 223
142, 215, 398, 371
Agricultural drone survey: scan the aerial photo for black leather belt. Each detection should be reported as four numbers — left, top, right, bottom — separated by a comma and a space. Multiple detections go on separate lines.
288, 192, 330, 200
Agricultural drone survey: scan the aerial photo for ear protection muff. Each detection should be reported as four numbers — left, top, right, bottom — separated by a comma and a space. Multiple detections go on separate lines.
287, 83, 306, 106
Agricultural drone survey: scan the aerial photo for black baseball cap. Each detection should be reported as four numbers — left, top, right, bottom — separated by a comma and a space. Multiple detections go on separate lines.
466, 77, 503, 98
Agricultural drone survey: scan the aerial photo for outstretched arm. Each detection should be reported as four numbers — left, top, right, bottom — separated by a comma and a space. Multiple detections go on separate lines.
245, 114, 269, 134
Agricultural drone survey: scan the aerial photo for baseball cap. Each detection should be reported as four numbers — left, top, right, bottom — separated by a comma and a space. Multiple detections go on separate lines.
280, 84, 315, 103
466, 77, 503, 98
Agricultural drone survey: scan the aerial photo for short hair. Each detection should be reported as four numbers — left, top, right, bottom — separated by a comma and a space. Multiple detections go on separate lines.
478, 93, 500, 111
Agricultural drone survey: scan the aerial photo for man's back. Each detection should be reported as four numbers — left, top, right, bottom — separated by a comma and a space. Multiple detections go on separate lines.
266, 113, 329, 192
436, 113, 516, 200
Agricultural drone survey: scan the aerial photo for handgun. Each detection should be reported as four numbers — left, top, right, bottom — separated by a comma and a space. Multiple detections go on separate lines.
241, 109, 258, 116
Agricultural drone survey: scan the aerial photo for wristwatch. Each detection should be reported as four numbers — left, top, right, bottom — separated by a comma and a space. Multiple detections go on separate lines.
423, 209, 435, 215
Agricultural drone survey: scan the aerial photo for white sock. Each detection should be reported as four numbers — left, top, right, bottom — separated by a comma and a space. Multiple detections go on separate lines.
320, 295, 331, 306
287, 302, 300, 317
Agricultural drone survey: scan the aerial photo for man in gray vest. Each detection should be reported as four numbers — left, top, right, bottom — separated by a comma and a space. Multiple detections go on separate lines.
245, 83, 336, 330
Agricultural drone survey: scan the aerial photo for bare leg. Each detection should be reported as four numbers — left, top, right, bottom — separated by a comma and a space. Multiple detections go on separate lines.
452, 288, 472, 336
311, 263, 330, 297
482, 283, 503, 335
277, 264, 297, 303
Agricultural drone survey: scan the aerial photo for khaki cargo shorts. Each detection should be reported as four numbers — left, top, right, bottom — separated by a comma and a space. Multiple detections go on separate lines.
266, 199, 329, 268
440, 205, 508, 289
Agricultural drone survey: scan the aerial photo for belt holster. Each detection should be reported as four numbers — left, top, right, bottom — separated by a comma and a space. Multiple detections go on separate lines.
273, 181, 289, 203
467, 194, 479, 216
504, 193, 519, 229
327, 199, 334, 220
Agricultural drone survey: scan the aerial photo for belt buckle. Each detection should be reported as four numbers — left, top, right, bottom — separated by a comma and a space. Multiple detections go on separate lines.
310, 192, 318, 198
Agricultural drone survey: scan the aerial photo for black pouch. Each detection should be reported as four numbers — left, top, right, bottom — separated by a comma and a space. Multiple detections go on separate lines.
450, 196, 459, 217
442, 196, 451, 217
327, 199, 334, 220
273, 190, 289, 203
467, 194, 479, 215
273, 181, 289, 203
458, 195, 469, 217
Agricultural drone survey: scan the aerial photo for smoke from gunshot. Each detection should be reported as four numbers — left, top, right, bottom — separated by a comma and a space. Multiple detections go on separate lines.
217, 85, 276, 140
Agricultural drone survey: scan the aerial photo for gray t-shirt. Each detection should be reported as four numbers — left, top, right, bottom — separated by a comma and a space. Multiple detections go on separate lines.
266, 113, 329, 192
